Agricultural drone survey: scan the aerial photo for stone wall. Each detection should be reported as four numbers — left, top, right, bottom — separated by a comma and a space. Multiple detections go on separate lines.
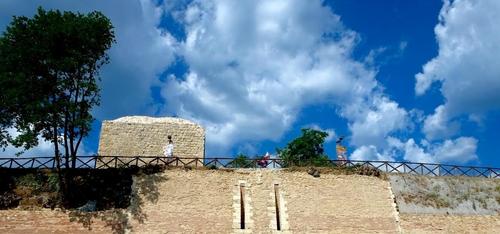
0, 210, 113, 234
129, 169, 400, 233
1, 170, 499, 233
400, 214, 500, 233
97, 116, 205, 166
0, 170, 402, 233
389, 174, 500, 215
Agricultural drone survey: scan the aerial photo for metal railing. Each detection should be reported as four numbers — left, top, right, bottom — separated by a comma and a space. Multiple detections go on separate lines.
0, 156, 499, 178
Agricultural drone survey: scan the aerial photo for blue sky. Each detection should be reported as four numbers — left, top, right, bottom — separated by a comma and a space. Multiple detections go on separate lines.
1, 0, 500, 167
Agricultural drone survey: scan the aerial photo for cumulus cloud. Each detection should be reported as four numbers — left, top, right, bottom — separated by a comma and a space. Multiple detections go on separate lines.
0, 129, 94, 158
303, 124, 336, 143
422, 105, 460, 140
0, 0, 177, 120
413, 137, 477, 164
160, 0, 412, 154
350, 145, 394, 161
0, 0, 175, 156
0, 0, 481, 164
432, 137, 478, 163
416, 0, 500, 139
348, 96, 409, 148
400, 139, 434, 163
351, 135, 478, 164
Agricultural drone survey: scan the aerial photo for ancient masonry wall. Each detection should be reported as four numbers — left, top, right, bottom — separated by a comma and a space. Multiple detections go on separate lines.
1, 170, 499, 233
129, 169, 401, 233
97, 116, 205, 165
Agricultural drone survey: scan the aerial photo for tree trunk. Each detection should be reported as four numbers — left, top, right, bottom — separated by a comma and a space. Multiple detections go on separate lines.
53, 123, 66, 206
53, 125, 61, 170
63, 123, 70, 169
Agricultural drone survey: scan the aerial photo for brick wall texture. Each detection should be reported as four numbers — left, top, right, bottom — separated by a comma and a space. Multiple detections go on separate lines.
1, 169, 499, 233
97, 116, 205, 165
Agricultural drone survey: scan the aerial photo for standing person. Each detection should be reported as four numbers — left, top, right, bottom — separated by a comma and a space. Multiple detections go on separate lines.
257, 152, 271, 168
336, 136, 347, 166
163, 135, 174, 163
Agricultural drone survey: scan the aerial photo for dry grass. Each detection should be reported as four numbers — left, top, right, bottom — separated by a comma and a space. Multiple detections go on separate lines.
283, 165, 387, 179
390, 174, 500, 214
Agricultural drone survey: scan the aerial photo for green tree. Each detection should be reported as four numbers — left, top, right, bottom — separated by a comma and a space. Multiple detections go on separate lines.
277, 128, 330, 167
229, 154, 253, 168
0, 7, 115, 170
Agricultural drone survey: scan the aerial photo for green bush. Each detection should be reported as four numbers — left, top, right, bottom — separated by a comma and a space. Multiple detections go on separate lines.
16, 173, 43, 191
46, 173, 60, 192
229, 154, 253, 168
277, 128, 331, 167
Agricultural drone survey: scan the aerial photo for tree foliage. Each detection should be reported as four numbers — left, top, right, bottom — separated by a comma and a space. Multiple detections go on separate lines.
0, 7, 115, 169
229, 154, 253, 168
277, 128, 330, 167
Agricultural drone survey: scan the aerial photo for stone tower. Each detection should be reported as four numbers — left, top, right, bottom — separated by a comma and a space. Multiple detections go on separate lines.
97, 116, 205, 165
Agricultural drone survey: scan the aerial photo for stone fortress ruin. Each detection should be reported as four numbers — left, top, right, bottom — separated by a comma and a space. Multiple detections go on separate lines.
1, 116, 499, 233
97, 116, 205, 164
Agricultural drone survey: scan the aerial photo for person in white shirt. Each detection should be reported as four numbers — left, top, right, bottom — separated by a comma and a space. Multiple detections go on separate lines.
163, 135, 174, 158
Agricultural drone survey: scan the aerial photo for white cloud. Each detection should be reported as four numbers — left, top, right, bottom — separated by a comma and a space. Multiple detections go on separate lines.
350, 145, 394, 161
0, 128, 94, 158
0, 0, 481, 164
350, 135, 478, 164
363, 41, 407, 66
416, 0, 500, 138
0, 0, 177, 120
401, 139, 434, 163
422, 105, 460, 140
0, 0, 175, 157
347, 96, 409, 148
160, 0, 410, 154
382, 136, 477, 164
433, 137, 478, 163
303, 124, 336, 143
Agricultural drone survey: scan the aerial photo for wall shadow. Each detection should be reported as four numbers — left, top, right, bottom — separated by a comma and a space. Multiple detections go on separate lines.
66, 165, 168, 234
0, 165, 168, 234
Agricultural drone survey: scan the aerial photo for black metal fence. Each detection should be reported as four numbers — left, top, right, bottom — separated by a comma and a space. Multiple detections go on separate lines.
0, 156, 499, 178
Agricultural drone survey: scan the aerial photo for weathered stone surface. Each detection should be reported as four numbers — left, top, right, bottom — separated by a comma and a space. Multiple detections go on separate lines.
1, 170, 498, 233
129, 169, 400, 233
389, 174, 500, 215
0, 209, 113, 233
97, 116, 205, 166
400, 214, 500, 233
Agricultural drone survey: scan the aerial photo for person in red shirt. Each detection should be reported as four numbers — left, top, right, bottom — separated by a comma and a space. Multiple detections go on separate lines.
257, 152, 271, 168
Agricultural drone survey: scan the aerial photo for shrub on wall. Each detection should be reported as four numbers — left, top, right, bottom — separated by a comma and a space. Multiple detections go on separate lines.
229, 154, 254, 168
277, 128, 331, 167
